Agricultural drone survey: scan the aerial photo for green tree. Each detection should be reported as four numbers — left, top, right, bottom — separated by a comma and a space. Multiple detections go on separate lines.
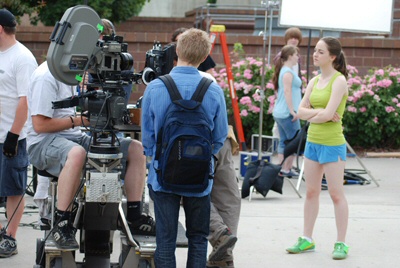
0, 0, 41, 24
1, 0, 150, 26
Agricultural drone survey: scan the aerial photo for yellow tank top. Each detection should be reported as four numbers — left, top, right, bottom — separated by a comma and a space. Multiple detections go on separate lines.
307, 72, 348, 146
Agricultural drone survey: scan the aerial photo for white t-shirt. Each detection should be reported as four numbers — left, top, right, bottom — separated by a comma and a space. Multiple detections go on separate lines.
199, 70, 217, 82
0, 41, 38, 142
27, 62, 82, 148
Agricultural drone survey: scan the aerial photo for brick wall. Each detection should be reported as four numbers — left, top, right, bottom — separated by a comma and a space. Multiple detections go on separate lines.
16, 2, 400, 102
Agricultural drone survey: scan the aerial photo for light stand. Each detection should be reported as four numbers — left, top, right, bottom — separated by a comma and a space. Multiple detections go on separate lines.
257, 1, 279, 160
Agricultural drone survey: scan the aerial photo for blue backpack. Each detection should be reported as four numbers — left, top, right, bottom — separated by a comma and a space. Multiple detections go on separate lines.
155, 74, 214, 193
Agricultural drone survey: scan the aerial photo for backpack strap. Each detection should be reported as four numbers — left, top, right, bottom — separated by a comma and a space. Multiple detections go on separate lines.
159, 74, 182, 101
159, 75, 213, 103
191, 77, 213, 103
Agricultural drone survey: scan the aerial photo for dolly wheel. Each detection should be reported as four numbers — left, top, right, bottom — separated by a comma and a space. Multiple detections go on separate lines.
35, 238, 45, 267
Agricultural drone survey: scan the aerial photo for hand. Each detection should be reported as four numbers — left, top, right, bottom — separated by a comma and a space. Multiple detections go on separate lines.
291, 111, 300, 122
79, 72, 89, 92
3, 131, 19, 158
304, 99, 312, 109
331, 112, 341, 122
79, 114, 90, 127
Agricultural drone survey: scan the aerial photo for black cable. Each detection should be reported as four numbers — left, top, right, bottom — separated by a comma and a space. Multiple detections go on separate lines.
1, 172, 36, 232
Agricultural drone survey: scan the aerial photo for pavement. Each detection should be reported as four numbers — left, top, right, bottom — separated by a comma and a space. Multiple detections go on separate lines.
1, 154, 399, 268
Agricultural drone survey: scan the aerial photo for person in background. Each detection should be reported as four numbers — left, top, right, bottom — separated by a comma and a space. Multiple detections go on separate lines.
142, 28, 228, 268
271, 45, 302, 176
286, 37, 350, 260
273, 27, 303, 77
206, 126, 241, 268
172, 29, 241, 268
172, 27, 216, 75
272, 27, 303, 160
0, 8, 38, 258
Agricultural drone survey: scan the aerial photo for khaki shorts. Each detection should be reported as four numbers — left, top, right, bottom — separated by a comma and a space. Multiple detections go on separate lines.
28, 134, 130, 178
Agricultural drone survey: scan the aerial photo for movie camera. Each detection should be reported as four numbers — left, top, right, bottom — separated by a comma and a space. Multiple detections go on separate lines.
48, 7, 175, 135
36, 5, 172, 268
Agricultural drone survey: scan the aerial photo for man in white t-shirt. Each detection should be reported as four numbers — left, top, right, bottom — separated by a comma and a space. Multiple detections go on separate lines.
0, 8, 38, 258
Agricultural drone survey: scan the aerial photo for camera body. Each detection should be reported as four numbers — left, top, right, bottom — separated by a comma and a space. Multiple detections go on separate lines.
142, 42, 176, 85
89, 34, 133, 83
84, 34, 133, 131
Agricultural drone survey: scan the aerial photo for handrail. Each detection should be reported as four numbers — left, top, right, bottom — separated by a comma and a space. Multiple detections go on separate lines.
194, 4, 269, 31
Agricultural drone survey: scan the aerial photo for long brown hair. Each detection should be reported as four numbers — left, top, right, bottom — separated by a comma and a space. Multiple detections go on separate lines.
272, 45, 299, 90
321, 37, 348, 79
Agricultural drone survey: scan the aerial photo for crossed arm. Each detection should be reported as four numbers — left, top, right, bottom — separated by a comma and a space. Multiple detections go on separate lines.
297, 76, 348, 123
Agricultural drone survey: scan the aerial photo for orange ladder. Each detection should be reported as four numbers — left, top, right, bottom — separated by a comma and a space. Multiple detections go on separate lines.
209, 24, 246, 150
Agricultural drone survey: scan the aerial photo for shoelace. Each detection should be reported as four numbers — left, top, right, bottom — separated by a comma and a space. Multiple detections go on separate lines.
0, 238, 15, 249
335, 244, 344, 251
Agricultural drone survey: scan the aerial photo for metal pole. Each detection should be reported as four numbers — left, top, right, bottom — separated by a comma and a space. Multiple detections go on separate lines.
258, 2, 269, 159
258, 1, 278, 159
306, 29, 311, 83
267, 3, 274, 66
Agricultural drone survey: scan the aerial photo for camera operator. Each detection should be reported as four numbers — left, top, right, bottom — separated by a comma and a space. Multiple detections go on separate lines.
26, 61, 156, 250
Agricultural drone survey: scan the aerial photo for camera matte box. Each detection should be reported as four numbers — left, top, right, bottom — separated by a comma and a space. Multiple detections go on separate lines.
129, 108, 141, 126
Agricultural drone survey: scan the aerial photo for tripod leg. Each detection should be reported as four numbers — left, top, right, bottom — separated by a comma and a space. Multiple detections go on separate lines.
346, 141, 380, 187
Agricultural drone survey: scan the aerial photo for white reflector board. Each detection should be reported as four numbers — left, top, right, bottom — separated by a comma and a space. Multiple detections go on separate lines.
279, 0, 394, 34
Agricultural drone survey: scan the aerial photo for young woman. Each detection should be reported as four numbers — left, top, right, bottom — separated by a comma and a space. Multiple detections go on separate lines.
272, 45, 302, 176
286, 37, 350, 260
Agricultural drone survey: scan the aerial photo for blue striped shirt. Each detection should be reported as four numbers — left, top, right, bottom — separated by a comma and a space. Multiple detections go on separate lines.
141, 66, 228, 197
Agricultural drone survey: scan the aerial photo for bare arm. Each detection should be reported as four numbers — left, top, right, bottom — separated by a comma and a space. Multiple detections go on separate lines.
32, 114, 89, 134
297, 77, 322, 120
307, 76, 348, 123
10, 97, 28, 135
282, 72, 299, 121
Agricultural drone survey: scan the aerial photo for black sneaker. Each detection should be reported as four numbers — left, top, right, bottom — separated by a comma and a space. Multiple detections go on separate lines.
52, 219, 79, 250
0, 234, 18, 258
128, 214, 156, 236
208, 228, 237, 262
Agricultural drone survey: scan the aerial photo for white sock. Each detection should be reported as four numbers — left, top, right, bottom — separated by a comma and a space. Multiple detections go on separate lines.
302, 236, 313, 242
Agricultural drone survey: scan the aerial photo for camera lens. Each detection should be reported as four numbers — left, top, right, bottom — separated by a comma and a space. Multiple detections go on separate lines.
120, 52, 133, 71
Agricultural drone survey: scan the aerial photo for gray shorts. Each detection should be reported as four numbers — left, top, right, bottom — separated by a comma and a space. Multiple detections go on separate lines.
28, 134, 131, 178
0, 139, 29, 197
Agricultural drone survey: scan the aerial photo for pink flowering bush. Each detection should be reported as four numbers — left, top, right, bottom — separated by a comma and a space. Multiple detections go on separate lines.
214, 43, 399, 149
343, 65, 400, 148
212, 56, 276, 145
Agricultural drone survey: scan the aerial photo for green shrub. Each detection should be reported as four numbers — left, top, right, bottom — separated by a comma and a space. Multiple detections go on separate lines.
343, 65, 400, 149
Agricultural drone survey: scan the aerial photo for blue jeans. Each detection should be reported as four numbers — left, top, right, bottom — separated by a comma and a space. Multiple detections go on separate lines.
274, 115, 301, 154
149, 185, 210, 268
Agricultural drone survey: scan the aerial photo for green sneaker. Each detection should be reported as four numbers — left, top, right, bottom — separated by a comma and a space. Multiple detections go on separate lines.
332, 242, 349, 260
286, 237, 315, 254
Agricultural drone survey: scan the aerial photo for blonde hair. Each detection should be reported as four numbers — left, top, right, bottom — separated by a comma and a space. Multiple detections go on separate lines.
176, 28, 211, 66
101, 18, 115, 36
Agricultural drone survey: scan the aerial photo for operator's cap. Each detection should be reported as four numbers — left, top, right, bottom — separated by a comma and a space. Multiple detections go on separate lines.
0, 8, 17, 27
